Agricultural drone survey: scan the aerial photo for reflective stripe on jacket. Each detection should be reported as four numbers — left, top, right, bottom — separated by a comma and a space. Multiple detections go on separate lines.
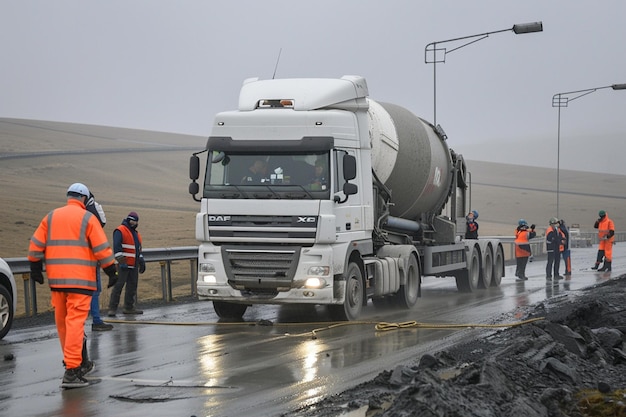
28, 198, 115, 291
114, 224, 143, 267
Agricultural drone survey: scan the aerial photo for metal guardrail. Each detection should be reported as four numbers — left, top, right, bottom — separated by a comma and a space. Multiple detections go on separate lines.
6, 233, 625, 316
483, 236, 546, 261
5, 246, 199, 317
484, 231, 626, 262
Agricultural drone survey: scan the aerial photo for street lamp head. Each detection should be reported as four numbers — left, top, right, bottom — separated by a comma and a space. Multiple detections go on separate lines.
611, 83, 626, 90
512, 21, 543, 34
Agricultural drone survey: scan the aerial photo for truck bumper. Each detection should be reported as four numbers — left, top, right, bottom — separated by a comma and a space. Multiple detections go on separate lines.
197, 284, 338, 305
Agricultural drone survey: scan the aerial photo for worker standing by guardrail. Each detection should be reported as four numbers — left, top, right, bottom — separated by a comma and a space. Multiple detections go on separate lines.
108, 211, 145, 317
592, 210, 615, 272
559, 219, 572, 276
514, 219, 535, 281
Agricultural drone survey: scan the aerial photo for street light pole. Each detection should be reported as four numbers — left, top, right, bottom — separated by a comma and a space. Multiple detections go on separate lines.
425, 22, 543, 126
552, 83, 626, 217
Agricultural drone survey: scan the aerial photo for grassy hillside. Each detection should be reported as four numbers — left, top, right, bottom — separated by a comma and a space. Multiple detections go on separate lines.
2, 118, 624, 315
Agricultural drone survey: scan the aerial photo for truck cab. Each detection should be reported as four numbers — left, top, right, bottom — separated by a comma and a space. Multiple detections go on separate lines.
189, 76, 504, 321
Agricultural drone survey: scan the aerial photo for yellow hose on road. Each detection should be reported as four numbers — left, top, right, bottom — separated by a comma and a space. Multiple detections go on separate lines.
374, 317, 544, 331
103, 316, 545, 339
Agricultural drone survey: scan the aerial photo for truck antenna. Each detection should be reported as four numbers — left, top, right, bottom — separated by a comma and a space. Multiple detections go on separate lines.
272, 48, 282, 79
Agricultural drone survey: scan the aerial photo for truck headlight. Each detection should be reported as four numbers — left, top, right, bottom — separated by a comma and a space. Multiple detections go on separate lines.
199, 263, 217, 284
199, 263, 216, 273
202, 275, 217, 284
307, 266, 330, 276
305, 277, 327, 289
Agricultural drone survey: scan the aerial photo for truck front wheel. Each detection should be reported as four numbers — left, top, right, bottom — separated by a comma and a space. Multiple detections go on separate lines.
213, 301, 248, 320
329, 262, 364, 321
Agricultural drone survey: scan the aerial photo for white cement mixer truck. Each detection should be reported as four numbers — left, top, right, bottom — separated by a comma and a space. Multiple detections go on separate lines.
189, 75, 504, 320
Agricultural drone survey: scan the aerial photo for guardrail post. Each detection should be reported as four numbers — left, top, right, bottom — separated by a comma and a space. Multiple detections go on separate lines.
31, 277, 38, 316
167, 261, 173, 301
22, 274, 32, 316
159, 261, 167, 301
190, 259, 197, 297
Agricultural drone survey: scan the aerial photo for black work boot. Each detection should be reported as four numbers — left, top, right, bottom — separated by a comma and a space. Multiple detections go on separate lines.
591, 263, 600, 270
598, 261, 612, 272
61, 367, 89, 389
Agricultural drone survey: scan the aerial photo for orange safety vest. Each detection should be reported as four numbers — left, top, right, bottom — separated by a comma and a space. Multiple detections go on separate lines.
597, 216, 615, 243
115, 225, 143, 267
515, 229, 532, 258
28, 199, 115, 291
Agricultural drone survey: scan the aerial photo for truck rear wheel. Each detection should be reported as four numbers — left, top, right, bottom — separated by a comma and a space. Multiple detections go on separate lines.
456, 246, 480, 292
329, 262, 363, 321
478, 247, 493, 289
393, 255, 420, 309
490, 245, 505, 287
213, 301, 248, 320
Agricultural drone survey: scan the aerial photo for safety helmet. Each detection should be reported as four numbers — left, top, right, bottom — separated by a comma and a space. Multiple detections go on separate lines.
599, 210, 606, 217
549, 217, 559, 225
518, 219, 528, 227
471, 210, 479, 220
66, 182, 90, 198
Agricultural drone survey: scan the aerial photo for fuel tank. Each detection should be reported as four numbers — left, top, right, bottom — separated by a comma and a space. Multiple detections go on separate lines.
368, 99, 454, 220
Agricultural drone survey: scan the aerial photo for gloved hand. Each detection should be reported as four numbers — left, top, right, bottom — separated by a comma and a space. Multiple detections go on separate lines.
138, 258, 146, 274
103, 264, 118, 288
30, 261, 44, 284
530, 224, 535, 230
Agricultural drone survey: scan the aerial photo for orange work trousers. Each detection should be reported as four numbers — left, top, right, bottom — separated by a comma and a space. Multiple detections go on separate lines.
51, 291, 91, 369
599, 239, 614, 262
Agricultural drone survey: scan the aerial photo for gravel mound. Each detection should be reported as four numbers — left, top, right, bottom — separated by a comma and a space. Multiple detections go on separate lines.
285, 275, 626, 417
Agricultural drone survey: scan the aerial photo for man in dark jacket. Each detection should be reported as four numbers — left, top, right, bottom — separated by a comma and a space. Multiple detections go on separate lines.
546, 217, 565, 282
108, 211, 146, 316
465, 210, 479, 240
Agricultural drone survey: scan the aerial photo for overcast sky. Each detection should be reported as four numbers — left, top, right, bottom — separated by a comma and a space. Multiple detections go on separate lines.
2, 1, 626, 174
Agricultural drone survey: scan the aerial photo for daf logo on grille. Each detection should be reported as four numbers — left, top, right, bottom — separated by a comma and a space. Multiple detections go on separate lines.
297, 217, 316, 223
209, 215, 231, 222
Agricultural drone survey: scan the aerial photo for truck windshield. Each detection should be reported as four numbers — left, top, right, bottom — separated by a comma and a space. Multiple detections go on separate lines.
203, 151, 331, 200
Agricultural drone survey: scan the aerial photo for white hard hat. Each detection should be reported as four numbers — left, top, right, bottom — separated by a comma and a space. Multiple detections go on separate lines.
67, 182, 90, 197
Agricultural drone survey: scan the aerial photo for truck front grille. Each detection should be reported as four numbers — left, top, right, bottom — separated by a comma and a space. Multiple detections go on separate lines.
221, 246, 300, 292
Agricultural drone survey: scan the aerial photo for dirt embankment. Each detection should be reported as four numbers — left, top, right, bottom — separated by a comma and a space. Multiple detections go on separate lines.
285, 275, 626, 417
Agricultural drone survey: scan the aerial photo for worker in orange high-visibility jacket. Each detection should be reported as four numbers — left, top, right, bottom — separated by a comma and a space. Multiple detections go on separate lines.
28, 183, 118, 389
591, 210, 615, 272
514, 219, 536, 281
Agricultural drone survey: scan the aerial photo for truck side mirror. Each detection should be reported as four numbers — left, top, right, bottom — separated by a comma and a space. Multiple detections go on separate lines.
343, 183, 357, 196
335, 183, 358, 204
190, 155, 200, 180
189, 155, 201, 202
343, 154, 356, 180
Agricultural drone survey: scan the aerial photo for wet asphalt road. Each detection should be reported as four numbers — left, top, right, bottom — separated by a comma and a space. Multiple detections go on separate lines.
1, 245, 621, 417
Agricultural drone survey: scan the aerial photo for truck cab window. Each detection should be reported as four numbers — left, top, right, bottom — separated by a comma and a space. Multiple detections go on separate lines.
204, 151, 331, 199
